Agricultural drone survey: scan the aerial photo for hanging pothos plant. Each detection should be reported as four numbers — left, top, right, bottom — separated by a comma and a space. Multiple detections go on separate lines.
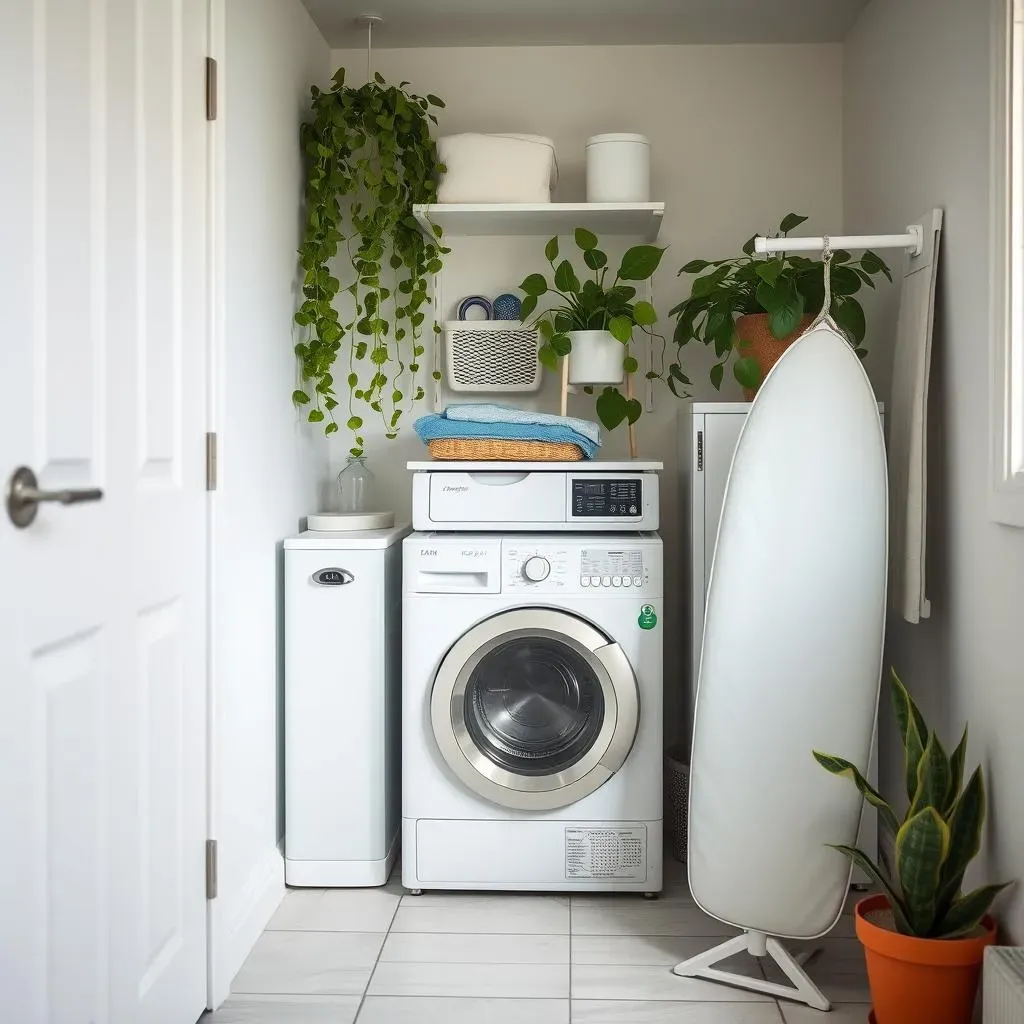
293, 67, 448, 455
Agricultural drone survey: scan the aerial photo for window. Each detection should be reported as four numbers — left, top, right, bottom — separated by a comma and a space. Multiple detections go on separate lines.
992, 0, 1024, 525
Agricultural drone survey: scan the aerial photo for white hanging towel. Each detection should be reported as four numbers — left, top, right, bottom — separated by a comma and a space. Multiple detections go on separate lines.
888, 209, 943, 623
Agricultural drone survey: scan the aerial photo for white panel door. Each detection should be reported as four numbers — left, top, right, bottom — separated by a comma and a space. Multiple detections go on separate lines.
0, 2, 210, 1023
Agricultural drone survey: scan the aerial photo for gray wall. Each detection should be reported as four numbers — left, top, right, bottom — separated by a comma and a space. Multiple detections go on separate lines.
845, 0, 1024, 939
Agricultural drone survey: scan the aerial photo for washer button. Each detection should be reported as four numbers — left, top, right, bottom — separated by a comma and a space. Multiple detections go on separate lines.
612, 575, 622, 587
601, 575, 611, 587
581, 576, 590, 587
633, 575, 643, 586
622, 577, 632, 588
590, 575, 601, 587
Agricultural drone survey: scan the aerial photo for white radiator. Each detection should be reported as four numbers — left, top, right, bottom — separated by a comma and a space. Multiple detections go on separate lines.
984, 947, 1024, 1023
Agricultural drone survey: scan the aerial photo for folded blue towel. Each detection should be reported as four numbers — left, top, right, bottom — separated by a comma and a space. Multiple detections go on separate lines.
444, 403, 602, 446
414, 413, 600, 459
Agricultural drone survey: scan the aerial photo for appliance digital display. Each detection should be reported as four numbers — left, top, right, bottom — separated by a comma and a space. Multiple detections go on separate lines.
571, 479, 642, 518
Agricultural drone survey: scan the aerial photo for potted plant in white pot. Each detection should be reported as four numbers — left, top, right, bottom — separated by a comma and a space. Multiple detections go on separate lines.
814, 670, 1011, 1024
519, 229, 687, 431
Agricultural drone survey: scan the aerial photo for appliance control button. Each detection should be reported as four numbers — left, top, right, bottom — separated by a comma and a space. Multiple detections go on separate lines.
523, 556, 551, 582
622, 577, 632, 587
612, 575, 622, 587
589, 575, 601, 586
632, 575, 643, 586
629, 505, 638, 514
580, 576, 590, 587
601, 575, 611, 587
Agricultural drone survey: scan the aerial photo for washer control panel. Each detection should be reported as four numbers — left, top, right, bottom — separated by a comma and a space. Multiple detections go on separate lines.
502, 542, 649, 592
571, 478, 642, 519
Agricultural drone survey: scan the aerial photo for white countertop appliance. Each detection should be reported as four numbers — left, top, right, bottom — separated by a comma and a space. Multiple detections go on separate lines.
284, 525, 409, 886
401, 531, 663, 893
409, 460, 662, 532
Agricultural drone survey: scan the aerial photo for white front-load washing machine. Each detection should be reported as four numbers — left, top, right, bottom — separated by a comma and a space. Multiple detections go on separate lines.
402, 531, 663, 893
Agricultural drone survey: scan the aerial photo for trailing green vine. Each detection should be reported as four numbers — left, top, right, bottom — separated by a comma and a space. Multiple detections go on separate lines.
293, 67, 448, 455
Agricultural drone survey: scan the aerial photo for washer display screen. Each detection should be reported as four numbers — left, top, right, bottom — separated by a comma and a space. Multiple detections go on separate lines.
571, 479, 641, 517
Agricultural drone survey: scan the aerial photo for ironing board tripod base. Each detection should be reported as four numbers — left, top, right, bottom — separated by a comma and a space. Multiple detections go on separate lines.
671, 930, 829, 1011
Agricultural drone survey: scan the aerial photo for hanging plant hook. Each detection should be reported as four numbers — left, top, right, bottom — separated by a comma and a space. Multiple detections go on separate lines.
356, 13, 383, 83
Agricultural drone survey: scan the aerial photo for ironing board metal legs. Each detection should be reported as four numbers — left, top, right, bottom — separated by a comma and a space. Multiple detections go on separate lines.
671, 930, 830, 1011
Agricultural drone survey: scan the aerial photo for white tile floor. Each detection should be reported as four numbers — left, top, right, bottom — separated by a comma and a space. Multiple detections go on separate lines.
208, 860, 872, 1024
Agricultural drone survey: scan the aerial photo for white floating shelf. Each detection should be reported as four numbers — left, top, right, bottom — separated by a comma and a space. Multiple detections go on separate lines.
413, 202, 665, 243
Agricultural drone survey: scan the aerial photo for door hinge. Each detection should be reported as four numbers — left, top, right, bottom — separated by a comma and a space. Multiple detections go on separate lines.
205, 432, 218, 491
696, 430, 704, 472
206, 57, 218, 121
206, 839, 218, 899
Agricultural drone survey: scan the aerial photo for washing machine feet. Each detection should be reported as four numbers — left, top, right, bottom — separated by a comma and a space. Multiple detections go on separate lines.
643, 891, 658, 900
406, 888, 423, 896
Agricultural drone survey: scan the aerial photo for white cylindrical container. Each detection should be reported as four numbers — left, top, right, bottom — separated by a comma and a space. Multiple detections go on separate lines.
586, 134, 651, 203
568, 330, 626, 385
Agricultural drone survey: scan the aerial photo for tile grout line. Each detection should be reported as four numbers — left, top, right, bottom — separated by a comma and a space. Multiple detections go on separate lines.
352, 875, 404, 1023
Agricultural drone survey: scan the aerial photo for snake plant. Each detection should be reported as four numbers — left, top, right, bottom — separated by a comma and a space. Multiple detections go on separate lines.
814, 669, 1010, 938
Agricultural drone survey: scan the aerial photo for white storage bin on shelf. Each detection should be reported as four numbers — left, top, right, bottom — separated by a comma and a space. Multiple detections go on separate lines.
586, 133, 651, 203
444, 321, 541, 393
437, 134, 557, 203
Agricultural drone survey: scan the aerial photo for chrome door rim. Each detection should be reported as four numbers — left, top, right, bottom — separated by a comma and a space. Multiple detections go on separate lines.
430, 608, 639, 811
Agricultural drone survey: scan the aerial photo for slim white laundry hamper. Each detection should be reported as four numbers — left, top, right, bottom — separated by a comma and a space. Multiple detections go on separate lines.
284, 524, 409, 886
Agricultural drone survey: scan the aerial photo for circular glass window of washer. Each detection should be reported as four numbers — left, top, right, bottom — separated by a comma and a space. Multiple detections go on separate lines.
463, 635, 606, 777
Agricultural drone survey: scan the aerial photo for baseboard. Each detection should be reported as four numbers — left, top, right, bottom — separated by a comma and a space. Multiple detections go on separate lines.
209, 845, 285, 1009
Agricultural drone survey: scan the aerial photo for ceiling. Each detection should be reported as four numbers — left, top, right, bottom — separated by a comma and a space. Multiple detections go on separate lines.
303, 0, 869, 49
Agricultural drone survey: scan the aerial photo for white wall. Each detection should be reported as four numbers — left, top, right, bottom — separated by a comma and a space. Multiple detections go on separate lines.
846, 0, 1024, 940
211, 0, 328, 1001
327, 42, 846, 745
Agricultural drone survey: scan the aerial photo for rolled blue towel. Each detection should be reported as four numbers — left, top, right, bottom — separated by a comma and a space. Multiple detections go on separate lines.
444, 403, 602, 446
414, 413, 600, 459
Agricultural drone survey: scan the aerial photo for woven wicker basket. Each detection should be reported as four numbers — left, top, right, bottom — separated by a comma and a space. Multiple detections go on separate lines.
426, 438, 584, 461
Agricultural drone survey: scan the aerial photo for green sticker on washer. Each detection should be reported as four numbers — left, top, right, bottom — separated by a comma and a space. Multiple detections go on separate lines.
638, 604, 657, 630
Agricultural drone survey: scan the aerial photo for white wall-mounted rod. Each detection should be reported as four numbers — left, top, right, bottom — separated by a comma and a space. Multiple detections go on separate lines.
755, 225, 923, 257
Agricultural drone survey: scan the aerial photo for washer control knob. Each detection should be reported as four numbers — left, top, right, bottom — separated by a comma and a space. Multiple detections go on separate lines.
523, 556, 551, 582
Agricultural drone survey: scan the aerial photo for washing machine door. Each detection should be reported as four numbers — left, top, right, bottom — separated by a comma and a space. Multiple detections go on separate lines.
430, 608, 639, 810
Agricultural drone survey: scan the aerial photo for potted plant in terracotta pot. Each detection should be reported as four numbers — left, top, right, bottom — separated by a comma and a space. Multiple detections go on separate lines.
814, 669, 1011, 1024
519, 228, 684, 430
670, 213, 892, 397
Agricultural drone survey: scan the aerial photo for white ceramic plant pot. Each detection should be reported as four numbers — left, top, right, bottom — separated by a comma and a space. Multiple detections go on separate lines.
568, 330, 626, 385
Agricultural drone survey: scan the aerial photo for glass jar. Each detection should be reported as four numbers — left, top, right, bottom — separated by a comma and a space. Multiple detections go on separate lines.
336, 456, 375, 514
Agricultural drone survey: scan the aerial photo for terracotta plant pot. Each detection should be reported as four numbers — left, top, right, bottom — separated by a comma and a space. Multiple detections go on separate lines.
855, 894, 996, 1024
734, 312, 814, 399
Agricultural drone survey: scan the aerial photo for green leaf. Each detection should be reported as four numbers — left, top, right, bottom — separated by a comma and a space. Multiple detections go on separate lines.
520, 294, 538, 322
520, 273, 549, 296
833, 299, 867, 345
733, 356, 762, 391
680, 258, 712, 274
550, 333, 571, 357
754, 260, 785, 287
554, 259, 581, 294
426, 94, 446, 107
618, 245, 666, 281
756, 279, 805, 338
292, 389, 311, 405
813, 751, 901, 837
935, 765, 985, 916
574, 227, 598, 251
895, 807, 949, 935
742, 234, 757, 257
691, 266, 731, 299
544, 236, 559, 262
584, 248, 608, 270
861, 249, 892, 282
625, 398, 642, 425
947, 726, 969, 812
933, 883, 1010, 938
308, 409, 324, 423
346, 416, 363, 430
891, 669, 929, 805
595, 387, 627, 430
909, 730, 952, 822
709, 361, 725, 391
830, 265, 862, 296
633, 301, 657, 326
537, 319, 554, 340
608, 316, 633, 343
623, 355, 639, 374
829, 844, 914, 934
538, 343, 559, 371
779, 213, 809, 233
325, 422, 339, 435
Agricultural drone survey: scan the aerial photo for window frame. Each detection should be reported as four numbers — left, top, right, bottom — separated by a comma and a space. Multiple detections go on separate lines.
991, 0, 1024, 526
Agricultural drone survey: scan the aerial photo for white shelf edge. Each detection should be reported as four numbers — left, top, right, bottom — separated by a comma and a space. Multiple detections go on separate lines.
413, 202, 665, 243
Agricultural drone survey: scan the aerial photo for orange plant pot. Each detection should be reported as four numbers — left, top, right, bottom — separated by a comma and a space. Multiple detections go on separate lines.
734, 312, 814, 399
855, 894, 996, 1024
